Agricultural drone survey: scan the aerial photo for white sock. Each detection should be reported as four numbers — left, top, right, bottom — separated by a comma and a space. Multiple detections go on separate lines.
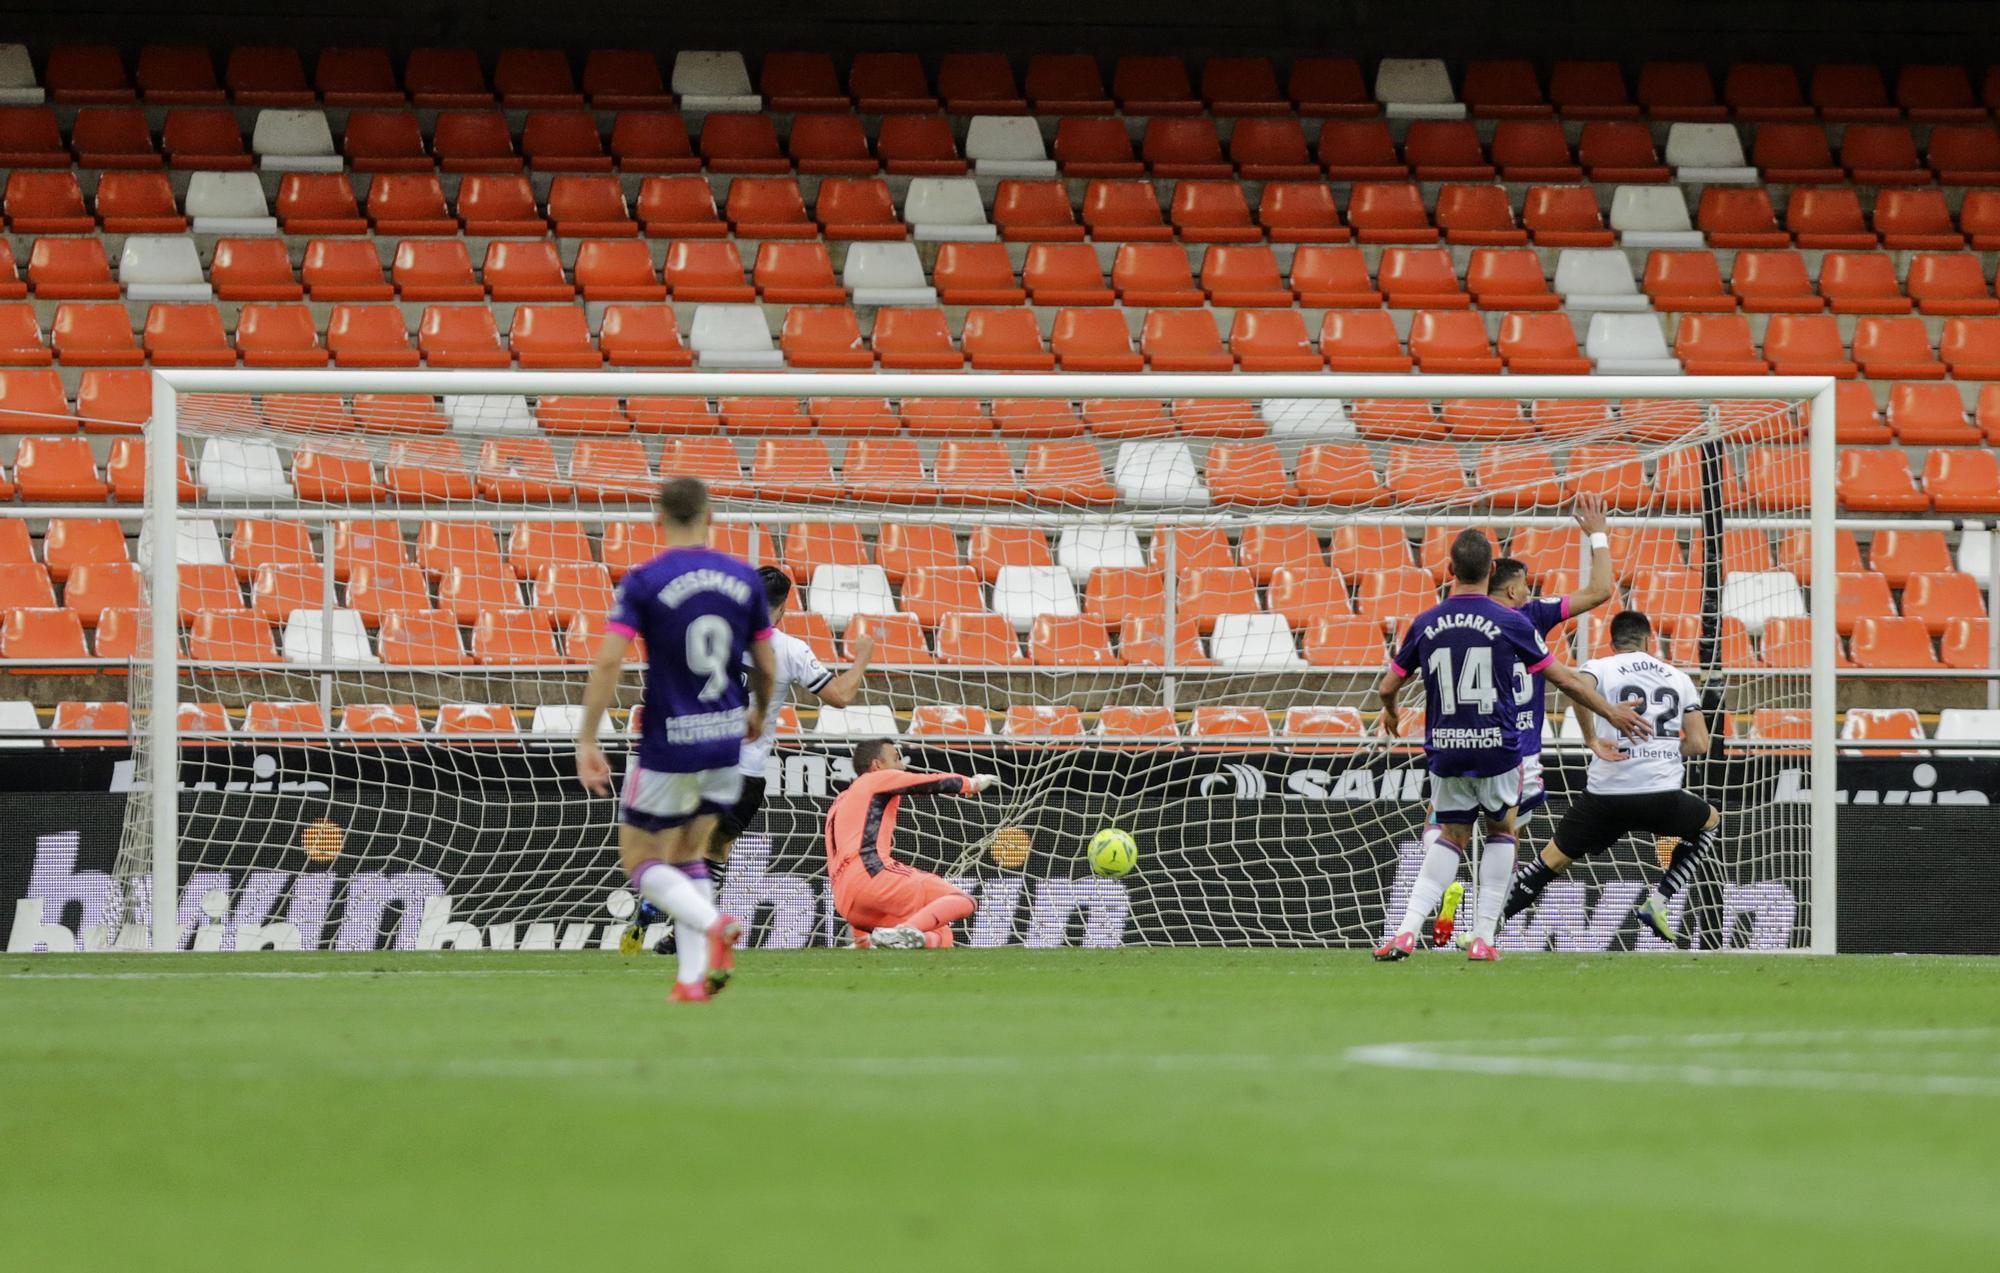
1474, 835, 1518, 944
675, 876, 715, 987
635, 861, 719, 986
1395, 826, 1461, 937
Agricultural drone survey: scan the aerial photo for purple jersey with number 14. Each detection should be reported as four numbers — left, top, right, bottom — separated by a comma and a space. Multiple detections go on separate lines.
605, 547, 772, 774
1390, 593, 1554, 778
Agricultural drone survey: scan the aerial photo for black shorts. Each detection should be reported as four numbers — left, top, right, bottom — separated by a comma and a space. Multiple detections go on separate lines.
715, 774, 767, 842
1553, 790, 1713, 860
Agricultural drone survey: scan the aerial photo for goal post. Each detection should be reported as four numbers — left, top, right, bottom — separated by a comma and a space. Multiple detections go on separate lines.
126, 369, 1839, 955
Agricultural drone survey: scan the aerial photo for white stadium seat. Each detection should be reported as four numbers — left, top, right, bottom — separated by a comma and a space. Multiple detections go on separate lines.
904, 177, 999, 241
1585, 312, 1682, 374
198, 438, 293, 499
688, 304, 785, 368
119, 237, 213, 301
1374, 57, 1464, 119
444, 394, 536, 433
281, 610, 378, 665
1056, 525, 1146, 584
0, 699, 40, 748
0, 44, 44, 105
807, 564, 895, 630
531, 704, 613, 739
966, 116, 1057, 177
186, 171, 278, 235
1722, 571, 1807, 638
1609, 186, 1704, 249
139, 519, 226, 569
990, 565, 1080, 629
1210, 613, 1304, 669
1665, 122, 1757, 184
1555, 248, 1649, 313
1114, 440, 1209, 505
812, 704, 900, 736
251, 109, 342, 171
842, 241, 938, 306
671, 50, 761, 112
1261, 398, 1355, 439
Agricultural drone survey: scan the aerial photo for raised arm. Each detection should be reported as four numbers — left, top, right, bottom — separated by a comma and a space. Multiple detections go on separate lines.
1544, 659, 1654, 740
575, 631, 629, 795
815, 633, 873, 709
1564, 493, 1616, 617
875, 771, 997, 797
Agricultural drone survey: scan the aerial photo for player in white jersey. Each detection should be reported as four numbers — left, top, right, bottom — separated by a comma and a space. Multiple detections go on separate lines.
621, 565, 874, 954
1500, 610, 1721, 946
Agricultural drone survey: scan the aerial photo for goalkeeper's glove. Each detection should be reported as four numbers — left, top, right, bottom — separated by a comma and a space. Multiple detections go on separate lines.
966, 774, 1000, 794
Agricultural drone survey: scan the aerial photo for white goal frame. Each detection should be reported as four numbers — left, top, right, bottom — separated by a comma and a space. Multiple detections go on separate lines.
142, 369, 1841, 954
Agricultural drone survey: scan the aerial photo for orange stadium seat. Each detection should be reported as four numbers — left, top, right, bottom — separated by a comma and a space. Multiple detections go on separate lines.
846, 612, 932, 664
0, 305, 50, 365
1024, 243, 1111, 304
1925, 448, 2000, 513
724, 177, 813, 239
1005, 705, 1085, 739
1080, 180, 1169, 242
609, 111, 697, 173
1762, 314, 1859, 377
935, 611, 1025, 665
1084, 566, 1164, 629
375, 609, 467, 665
1839, 449, 1928, 512
1355, 566, 1436, 632
1901, 572, 1986, 636
1320, 311, 1413, 372
1230, 117, 1316, 179
1522, 186, 1613, 246
1645, 251, 1734, 312
430, 111, 519, 172
875, 114, 966, 175
962, 308, 1055, 372
850, 52, 937, 114
1379, 247, 1470, 308
939, 52, 1026, 115
419, 306, 509, 368
1698, 187, 1788, 249
548, 175, 636, 237
1290, 245, 1381, 307
1050, 309, 1142, 372
1850, 615, 1942, 669
405, 48, 491, 108
699, 111, 786, 173
1403, 121, 1493, 181
1144, 116, 1230, 177
1578, 121, 1668, 182
1407, 311, 1500, 374
459, 174, 547, 235
1171, 180, 1259, 243
1942, 618, 1995, 669
573, 239, 665, 302
28, 239, 118, 300
761, 52, 847, 112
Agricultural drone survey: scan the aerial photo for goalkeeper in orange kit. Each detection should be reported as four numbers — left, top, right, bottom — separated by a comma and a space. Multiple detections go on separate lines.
827, 738, 996, 949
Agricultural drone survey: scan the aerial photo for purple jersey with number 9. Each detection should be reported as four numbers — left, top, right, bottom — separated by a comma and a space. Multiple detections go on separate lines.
605, 547, 772, 773
1390, 593, 1555, 777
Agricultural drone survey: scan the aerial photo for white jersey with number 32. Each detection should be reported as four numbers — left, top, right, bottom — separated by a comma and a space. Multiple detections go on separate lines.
1581, 651, 1701, 795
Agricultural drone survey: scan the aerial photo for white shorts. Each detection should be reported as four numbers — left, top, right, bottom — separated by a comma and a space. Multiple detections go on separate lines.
1429, 769, 1524, 825
1516, 753, 1547, 820
621, 764, 744, 833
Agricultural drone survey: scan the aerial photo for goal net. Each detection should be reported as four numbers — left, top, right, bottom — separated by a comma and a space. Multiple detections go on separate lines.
110, 372, 1835, 954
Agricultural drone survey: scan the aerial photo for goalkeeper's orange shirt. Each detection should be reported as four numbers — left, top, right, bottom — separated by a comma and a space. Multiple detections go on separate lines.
824, 770, 971, 888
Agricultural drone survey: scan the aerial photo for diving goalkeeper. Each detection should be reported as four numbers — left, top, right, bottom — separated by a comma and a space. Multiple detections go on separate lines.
827, 739, 995, 949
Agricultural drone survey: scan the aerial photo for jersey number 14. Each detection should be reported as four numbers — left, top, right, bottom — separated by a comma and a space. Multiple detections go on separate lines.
1426, 646, 1532, 715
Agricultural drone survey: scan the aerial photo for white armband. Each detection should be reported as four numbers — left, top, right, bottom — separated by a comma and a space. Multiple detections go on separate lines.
1589, 532, 1610, 550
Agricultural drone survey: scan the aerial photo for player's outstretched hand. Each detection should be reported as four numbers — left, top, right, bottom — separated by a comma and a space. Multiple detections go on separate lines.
1572, 490, 1608, 536
966, 774, 1000, 795
576, 744, 613, 796
1588, 736, 1629, 763
852, 633, 876, 665
1603, 702, 1656, 740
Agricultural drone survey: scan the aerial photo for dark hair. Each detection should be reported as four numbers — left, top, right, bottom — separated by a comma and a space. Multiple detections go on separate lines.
655, 476, 710, 527
852, 738, 897, 773
1488, 557, 1528, 595
1610, 610, 1654, 651
1449, 529, 1495, 585
758, 565, 793, 608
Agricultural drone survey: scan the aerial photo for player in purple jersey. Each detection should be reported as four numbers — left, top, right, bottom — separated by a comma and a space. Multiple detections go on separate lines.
1488, 493, 1617, 825
1372, 529, 1650, 962
1418, 494, 1619, 949
577, 477, 776, 1003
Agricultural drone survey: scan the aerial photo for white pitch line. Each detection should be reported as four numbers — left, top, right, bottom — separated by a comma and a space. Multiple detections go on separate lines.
1345, 1030, 2000, 1098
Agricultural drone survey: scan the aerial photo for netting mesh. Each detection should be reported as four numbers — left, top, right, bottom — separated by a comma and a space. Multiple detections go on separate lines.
110, 384, 1816, 952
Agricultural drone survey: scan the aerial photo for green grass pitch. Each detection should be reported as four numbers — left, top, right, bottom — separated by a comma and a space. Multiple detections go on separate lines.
4, 950, 1996, 1271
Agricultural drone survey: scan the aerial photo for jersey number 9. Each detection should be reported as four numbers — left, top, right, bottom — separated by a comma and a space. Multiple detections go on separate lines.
686, 614, 733, 701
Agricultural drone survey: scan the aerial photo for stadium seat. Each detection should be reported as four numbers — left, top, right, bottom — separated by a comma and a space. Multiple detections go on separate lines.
1004, 705, 1085, 739
844, 612, 933, 665
1762, 314, 1858, 377
1319, 311, 1412, 373
1850, 615, 1942, 669
0, 610, 91, 674
1431, 186, 1527, 248
596, 305, 693, 368
605, 111, 695, 173
1900, 571, 1986, 637
1852, 316, 1945, 379
1941, 617, 1994, 670
962, 308, 1055, 372
1407, 311, 1500, 374
1674, 313, 1769, 374
1643, 251, 1734, 312
1868, 193, 1961, 259
1080, 180, 1169, 242
1224, 117, 1315, 180
1489, 119, 1579, 181
935, 611, 1025, 665
817, 178, 905, 240
485, 240, 574, 302
1051, 309, 1141, 372
1024, 614, 1112, 666
1926, 124, 2000, 185
759, 52, 846, 112
1246, 183, 1341, 244
1169, 181, 1259, 243
1522, 186, 1614, 247
991, 565, 1081, 630
404, 48, 491, 108
459, 174, 548, 235
872, 114, 965, 177
548, 174, 636, 237
699, 112, 786, 174
1925, 448, 2000, 513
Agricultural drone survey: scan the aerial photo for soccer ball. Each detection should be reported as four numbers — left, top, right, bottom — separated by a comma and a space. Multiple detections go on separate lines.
1087, 828, 1139, 878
